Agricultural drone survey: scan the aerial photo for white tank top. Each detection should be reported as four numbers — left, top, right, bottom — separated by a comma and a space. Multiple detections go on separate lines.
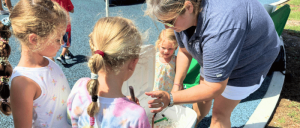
10, 57, 71, 128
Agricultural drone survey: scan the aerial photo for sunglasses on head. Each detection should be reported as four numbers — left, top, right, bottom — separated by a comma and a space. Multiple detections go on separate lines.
157, 15, 179, 28
157, 6, 185, 27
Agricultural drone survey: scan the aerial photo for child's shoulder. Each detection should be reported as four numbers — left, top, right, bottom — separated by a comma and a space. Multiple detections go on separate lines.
68, 77, 91, 106
73, 77, 91, 89
10, 75, 38, 88
119, 98, 146, 112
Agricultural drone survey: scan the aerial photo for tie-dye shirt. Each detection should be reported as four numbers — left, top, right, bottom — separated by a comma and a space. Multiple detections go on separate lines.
153, 52, 176, 93
67, 78, 151, 128
10, 57, 71, 128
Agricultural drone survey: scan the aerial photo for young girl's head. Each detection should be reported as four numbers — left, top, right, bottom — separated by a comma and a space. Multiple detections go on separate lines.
155, 29, 178, 59
0, 18, 12, 116
87, 17, 142, 126
9, 0, 68, 56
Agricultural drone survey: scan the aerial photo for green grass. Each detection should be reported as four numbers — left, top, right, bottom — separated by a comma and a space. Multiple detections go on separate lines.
285, 25, 300, 30
287, 111, 297, 117
289, 11, 300, 20
276, 0, 300, 32
278, 117, 286, 123
286, 102, 300, 124
288, 101, 299, 108
288, 0, 300, 5
295, 116, 300, 123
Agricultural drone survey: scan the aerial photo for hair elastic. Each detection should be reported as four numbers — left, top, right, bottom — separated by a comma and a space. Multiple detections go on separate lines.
90, 117, 95, 126
91, 95, 98, 102
0, 38, 8, 43
0, 57, 9, 66
1, 99, 7, 103
94, 50, 105, 57
1, 77, 9, 84
91, 73, 98, 80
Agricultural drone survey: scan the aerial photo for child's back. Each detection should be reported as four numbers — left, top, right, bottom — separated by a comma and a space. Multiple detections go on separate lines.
68, 78, 149, 127
67, 17, 150, 128
10, 57, 70, 127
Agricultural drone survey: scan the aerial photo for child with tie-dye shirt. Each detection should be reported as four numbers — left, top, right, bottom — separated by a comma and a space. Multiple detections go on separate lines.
67, 17, 150, 128
9, 0, 71, 127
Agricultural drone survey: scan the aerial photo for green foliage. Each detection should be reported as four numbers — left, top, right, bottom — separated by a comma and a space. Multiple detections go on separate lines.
288, 0, 300, 5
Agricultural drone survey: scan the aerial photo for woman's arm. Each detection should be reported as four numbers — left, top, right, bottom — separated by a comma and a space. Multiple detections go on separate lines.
172, 77, 228, 104
146, 78, 228, 113
10, 76, 40, 128
171, 47, 192, 92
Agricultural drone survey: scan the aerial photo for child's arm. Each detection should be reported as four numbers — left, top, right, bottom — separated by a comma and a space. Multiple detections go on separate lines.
68, 0, 74, 13
174, 56, 177, 73
10, 76, 40, 128
67, 78, 89, 127
172, 48, 190, 92
173, 56, 183, 90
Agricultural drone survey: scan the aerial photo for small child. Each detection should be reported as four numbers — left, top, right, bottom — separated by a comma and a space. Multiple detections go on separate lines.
9, 0, 71, 127
67, 17, 151, 128
153, 29, 179, 93
54, 0, 74, 64
0, 17, 12, 116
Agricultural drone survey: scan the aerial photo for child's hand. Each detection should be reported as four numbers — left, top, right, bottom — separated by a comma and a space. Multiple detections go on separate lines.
171, 83, 183, 93
127, 96, 140, 105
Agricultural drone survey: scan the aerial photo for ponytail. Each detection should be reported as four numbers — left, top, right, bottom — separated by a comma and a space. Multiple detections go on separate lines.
86, 17, 142, 127
87, 51, 105, 127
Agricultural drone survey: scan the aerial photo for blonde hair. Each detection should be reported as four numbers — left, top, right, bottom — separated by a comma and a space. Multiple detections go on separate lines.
145, 0, 202, 21
87, 17, 142, 125
9, 0, 68, 51
155, 29, 178, 51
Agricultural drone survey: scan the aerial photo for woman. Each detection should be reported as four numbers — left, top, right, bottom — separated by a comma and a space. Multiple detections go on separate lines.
144, 0, 280, 127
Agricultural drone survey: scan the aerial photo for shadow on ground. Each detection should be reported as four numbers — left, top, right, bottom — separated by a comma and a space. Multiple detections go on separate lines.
61, 55, 89, 68
240, 73, 273, 103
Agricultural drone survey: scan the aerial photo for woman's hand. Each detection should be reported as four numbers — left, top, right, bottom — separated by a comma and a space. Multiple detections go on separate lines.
145, 91, 170, 113
127, 96, 140, 105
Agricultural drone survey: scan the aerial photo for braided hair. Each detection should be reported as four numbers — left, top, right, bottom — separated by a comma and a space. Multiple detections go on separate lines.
0, 17, 12, 116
